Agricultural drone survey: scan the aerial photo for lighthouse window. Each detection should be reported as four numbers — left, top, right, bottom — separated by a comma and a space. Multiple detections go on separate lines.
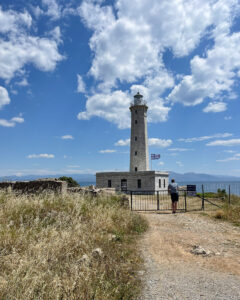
163, 179, 166, 188
135, 151, 137, 156
135, 167, 138, 172
159, 179, 161, 188
137, 179, 141, 188
135, 136, 137, 141
135, 120, 138, 124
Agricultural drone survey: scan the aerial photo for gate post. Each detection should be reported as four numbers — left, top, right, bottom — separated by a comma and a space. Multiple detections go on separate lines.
157, 191, 159, 210
228, 185, 231, 205
184, 190, 187, 212
201, 185, 205, 211
130, 191, 133, 211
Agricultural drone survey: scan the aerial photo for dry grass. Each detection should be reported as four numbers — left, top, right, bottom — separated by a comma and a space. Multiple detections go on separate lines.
214, 194, 240, 226
0, 191, 148, 300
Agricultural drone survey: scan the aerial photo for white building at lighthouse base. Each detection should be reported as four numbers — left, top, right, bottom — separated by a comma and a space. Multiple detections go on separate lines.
96, 170, 168, 192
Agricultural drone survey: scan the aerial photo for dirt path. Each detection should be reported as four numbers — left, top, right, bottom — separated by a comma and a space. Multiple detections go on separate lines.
139, 212, 240, 300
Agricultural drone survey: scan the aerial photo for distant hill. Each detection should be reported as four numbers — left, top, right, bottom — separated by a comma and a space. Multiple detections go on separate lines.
0, 174, 96, 183
1, 172, 240, 183
168, 172, 240, 182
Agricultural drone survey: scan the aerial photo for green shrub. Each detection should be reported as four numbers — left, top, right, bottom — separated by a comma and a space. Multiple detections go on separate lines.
58, 176, 80, 187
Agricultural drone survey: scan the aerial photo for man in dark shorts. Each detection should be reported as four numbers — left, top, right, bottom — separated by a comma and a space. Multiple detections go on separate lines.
168, 179, 179, 213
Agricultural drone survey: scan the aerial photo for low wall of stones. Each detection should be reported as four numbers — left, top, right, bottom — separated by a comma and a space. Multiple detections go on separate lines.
67, 186, 128, 207
0, 180, 67, 194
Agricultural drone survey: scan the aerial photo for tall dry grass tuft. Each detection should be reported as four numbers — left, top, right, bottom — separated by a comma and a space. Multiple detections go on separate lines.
214, 194, 240, 226
0, 191, 148, 299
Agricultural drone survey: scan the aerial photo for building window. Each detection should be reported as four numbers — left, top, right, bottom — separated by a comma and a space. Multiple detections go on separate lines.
135, 167, 138, 172
135, 136, 137, 141
135, 110, 137, 114
135, 151, 137, 155
163, 179, 166, 188
137, 179, 141, 188
108, 180, 111, 188
159, 179, 161, 188
135, 120, 138, 124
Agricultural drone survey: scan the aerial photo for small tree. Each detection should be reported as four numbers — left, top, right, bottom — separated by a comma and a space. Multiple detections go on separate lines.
58, 176, 80, 187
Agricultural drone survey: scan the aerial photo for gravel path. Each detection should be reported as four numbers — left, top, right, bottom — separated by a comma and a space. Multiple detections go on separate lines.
139, 213, 240, 300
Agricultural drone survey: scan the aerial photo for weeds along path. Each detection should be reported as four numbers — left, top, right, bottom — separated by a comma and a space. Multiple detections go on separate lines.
139, 213, 240, 300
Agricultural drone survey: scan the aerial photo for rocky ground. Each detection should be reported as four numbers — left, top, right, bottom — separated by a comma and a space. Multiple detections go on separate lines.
139, 212, 240, 300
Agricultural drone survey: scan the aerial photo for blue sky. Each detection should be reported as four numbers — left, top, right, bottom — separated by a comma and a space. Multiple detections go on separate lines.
1, 0, 240, 177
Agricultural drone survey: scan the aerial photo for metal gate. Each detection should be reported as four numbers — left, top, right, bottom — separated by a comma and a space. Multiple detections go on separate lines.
129, 190, 223, 212
130, 190, 187, 211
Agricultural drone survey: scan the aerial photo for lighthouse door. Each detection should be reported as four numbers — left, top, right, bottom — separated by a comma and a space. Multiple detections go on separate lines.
121, 179, 127, 192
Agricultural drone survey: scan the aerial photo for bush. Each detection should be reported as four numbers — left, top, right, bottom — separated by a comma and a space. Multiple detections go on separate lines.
58, 176, 80, 187
217, 188, 227, 198
215, 209, 225, 219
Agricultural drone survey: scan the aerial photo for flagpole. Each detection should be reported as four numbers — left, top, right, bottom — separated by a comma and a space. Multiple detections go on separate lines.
151, 157, 152, 170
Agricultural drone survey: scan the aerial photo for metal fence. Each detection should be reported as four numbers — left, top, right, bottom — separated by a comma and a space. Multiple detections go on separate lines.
129, 184, 239, 212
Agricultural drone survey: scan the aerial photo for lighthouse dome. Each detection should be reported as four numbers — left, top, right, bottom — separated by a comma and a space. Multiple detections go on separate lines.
134, 92, 144, 105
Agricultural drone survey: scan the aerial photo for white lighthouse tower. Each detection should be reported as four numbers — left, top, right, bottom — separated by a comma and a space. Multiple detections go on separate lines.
130, 92, 149, 172
96, 93, 168, 192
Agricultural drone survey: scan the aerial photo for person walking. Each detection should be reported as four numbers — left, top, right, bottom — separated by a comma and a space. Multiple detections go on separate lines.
168, 179, 179, 213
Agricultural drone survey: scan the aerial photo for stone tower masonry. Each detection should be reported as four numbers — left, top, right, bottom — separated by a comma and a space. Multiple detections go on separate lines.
129, 92, 149, 172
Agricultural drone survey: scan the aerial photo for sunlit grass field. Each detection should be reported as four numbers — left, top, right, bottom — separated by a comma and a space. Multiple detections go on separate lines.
0, 191, 148, 299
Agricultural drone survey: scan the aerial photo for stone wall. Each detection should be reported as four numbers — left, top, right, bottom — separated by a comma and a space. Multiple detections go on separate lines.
0, 179, 67, 194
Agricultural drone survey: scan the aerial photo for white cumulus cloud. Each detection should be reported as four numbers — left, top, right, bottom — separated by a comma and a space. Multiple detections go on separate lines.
207, 139, 240, 147
0, 116, 24, 127
77, 90, 131, 129
217, 153, 240, 162
99, 149, 116, 153
0, 86, 10, 108
77, 0, 240, 127
0, 6, 64, 81
168, 148, 194, 152
178, 133, 233, 143
149, 138, 172, 148
115, 139, 130, 146
77, 74, 86, 93
61, 135, 74, 140
0, 6, 32, 33
168, 31, 240, 107
11, 116, 24, 123
203, 102, 227, 113
42, 0, 61, 20
16, 78, 29, 87
27, 154, 55, 159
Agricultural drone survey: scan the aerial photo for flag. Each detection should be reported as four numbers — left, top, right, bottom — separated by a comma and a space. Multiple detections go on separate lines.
151, 154, 160, 160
